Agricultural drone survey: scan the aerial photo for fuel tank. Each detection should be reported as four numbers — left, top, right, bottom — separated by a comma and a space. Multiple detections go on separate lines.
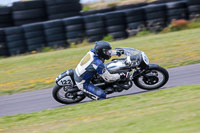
105, 60, 130, 74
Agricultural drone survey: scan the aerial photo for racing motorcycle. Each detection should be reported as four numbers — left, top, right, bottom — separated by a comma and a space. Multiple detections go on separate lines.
52, 47, 169, 104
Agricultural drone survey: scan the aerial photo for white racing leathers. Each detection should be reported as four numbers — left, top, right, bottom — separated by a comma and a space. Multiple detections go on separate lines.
74, 49, 120, 100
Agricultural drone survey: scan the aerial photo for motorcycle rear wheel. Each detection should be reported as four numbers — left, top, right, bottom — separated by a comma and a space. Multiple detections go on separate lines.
52, 84, 86, 104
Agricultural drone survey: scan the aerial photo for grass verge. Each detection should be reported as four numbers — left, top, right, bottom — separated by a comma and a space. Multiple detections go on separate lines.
0, 27, 200, 95
0, 85, 199, 133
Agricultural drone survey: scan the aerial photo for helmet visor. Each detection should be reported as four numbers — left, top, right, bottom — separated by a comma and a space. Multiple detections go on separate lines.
102, 49, 112, 57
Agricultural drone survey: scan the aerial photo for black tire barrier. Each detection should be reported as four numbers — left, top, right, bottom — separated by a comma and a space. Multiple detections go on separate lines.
84, 14, 105, 42
0, 7, 13, 28
167, 1, 188, 22
5, 27, 26, 55
145, 4, 167, 32
43, 19, 67, 47
124, 8, 145, 36
12, 0, 47, 26
1, 0, 200, 57
188, 0, 200, 19
63, 16, 84, 44
23, 22, 46, 51
0, 29, 8, 56
105, 11, 127, 40
45, 0, 82, 20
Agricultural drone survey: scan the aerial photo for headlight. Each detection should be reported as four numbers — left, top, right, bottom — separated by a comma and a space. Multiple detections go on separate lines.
141, 52, 149, 65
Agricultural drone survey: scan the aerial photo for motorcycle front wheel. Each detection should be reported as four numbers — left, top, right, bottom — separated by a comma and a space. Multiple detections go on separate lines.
133, 65, 169, 90
52, 84, 86, 104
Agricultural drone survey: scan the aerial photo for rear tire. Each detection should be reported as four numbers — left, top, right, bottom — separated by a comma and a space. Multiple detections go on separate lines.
52, 84, 86, 104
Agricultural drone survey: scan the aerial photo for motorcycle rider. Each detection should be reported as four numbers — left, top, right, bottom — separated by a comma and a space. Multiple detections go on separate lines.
74, 41, 122, 100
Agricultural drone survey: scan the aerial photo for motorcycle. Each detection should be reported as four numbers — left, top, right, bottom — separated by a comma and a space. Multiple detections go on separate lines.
52, 47, 169, 104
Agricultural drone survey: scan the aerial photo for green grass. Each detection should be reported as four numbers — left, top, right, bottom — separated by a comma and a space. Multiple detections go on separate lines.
0, 27, 200, 95
0, 85, 199, 133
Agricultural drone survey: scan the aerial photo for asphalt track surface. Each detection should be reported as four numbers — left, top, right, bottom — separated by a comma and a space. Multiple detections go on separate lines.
0, 63, 200, 117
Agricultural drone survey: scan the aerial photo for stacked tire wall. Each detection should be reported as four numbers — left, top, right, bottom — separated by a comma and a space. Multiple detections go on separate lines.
12, 0, 47, 26
188, 0, 200, 20
0, 7, 13, 28
5, 27, 26, 55
145, 4, 167, 32
23, 22, 46, 51
166, 1, 188, 22
0, 29, 8, 56
45, 0, 81, 20
125, 8, 146, 36
64, 16, 85, 44
84, 14, 105, 42
1, 0, 200, 57
105, 11, 127, 40
43, 20, 67, 47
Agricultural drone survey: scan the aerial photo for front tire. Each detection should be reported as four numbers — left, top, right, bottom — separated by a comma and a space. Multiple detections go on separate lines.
133, 65, 169, 90
52, 84, 86, 104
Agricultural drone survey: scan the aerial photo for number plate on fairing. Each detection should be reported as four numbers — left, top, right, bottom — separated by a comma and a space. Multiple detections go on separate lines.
57, 76, 73, 87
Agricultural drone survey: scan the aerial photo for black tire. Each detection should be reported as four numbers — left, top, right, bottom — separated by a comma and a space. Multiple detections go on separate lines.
146, 11, 166, 20
145, 4, 166, 13
65, 24, 84, 31
63, 16, 83, 25
45, 28, 64, 36
12, 0, 45, 11
47, 3, 81, 14
85, 21, 104, 29
23, 22, 44, 32
6, 34, 24, 42
105, 11, 125, 19
6, 40, 25, 48
188, 5, 200, 13
67, 31, 84, 39
43, 19, 63, 29
83, 14, 103, 23
8, 47, 26, 55
125, 8, 144, 16
14, 18, 46, 26
5, 27, 23, 35
167, 9, 186, 16
106, 18, 125, 26
126, 15, 144, 23
107, 25, 125, 32
46, 34, 65, 42
25, 31, 44, 39
12, 8, 46, 20
166, 1, 186, 9
109, 31, 127, 39
45, 0, 80, 6
0, 48, 8, 56
86, 28, 104, 36
133, 65, 169, 90
52, 84, 86, 104
48, 12, 80, 20
26, 37, 45, 45
188, 0, 200, 5
0, 15, 12, 23
128, 21, 145, 29
0, 7, 11, 15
